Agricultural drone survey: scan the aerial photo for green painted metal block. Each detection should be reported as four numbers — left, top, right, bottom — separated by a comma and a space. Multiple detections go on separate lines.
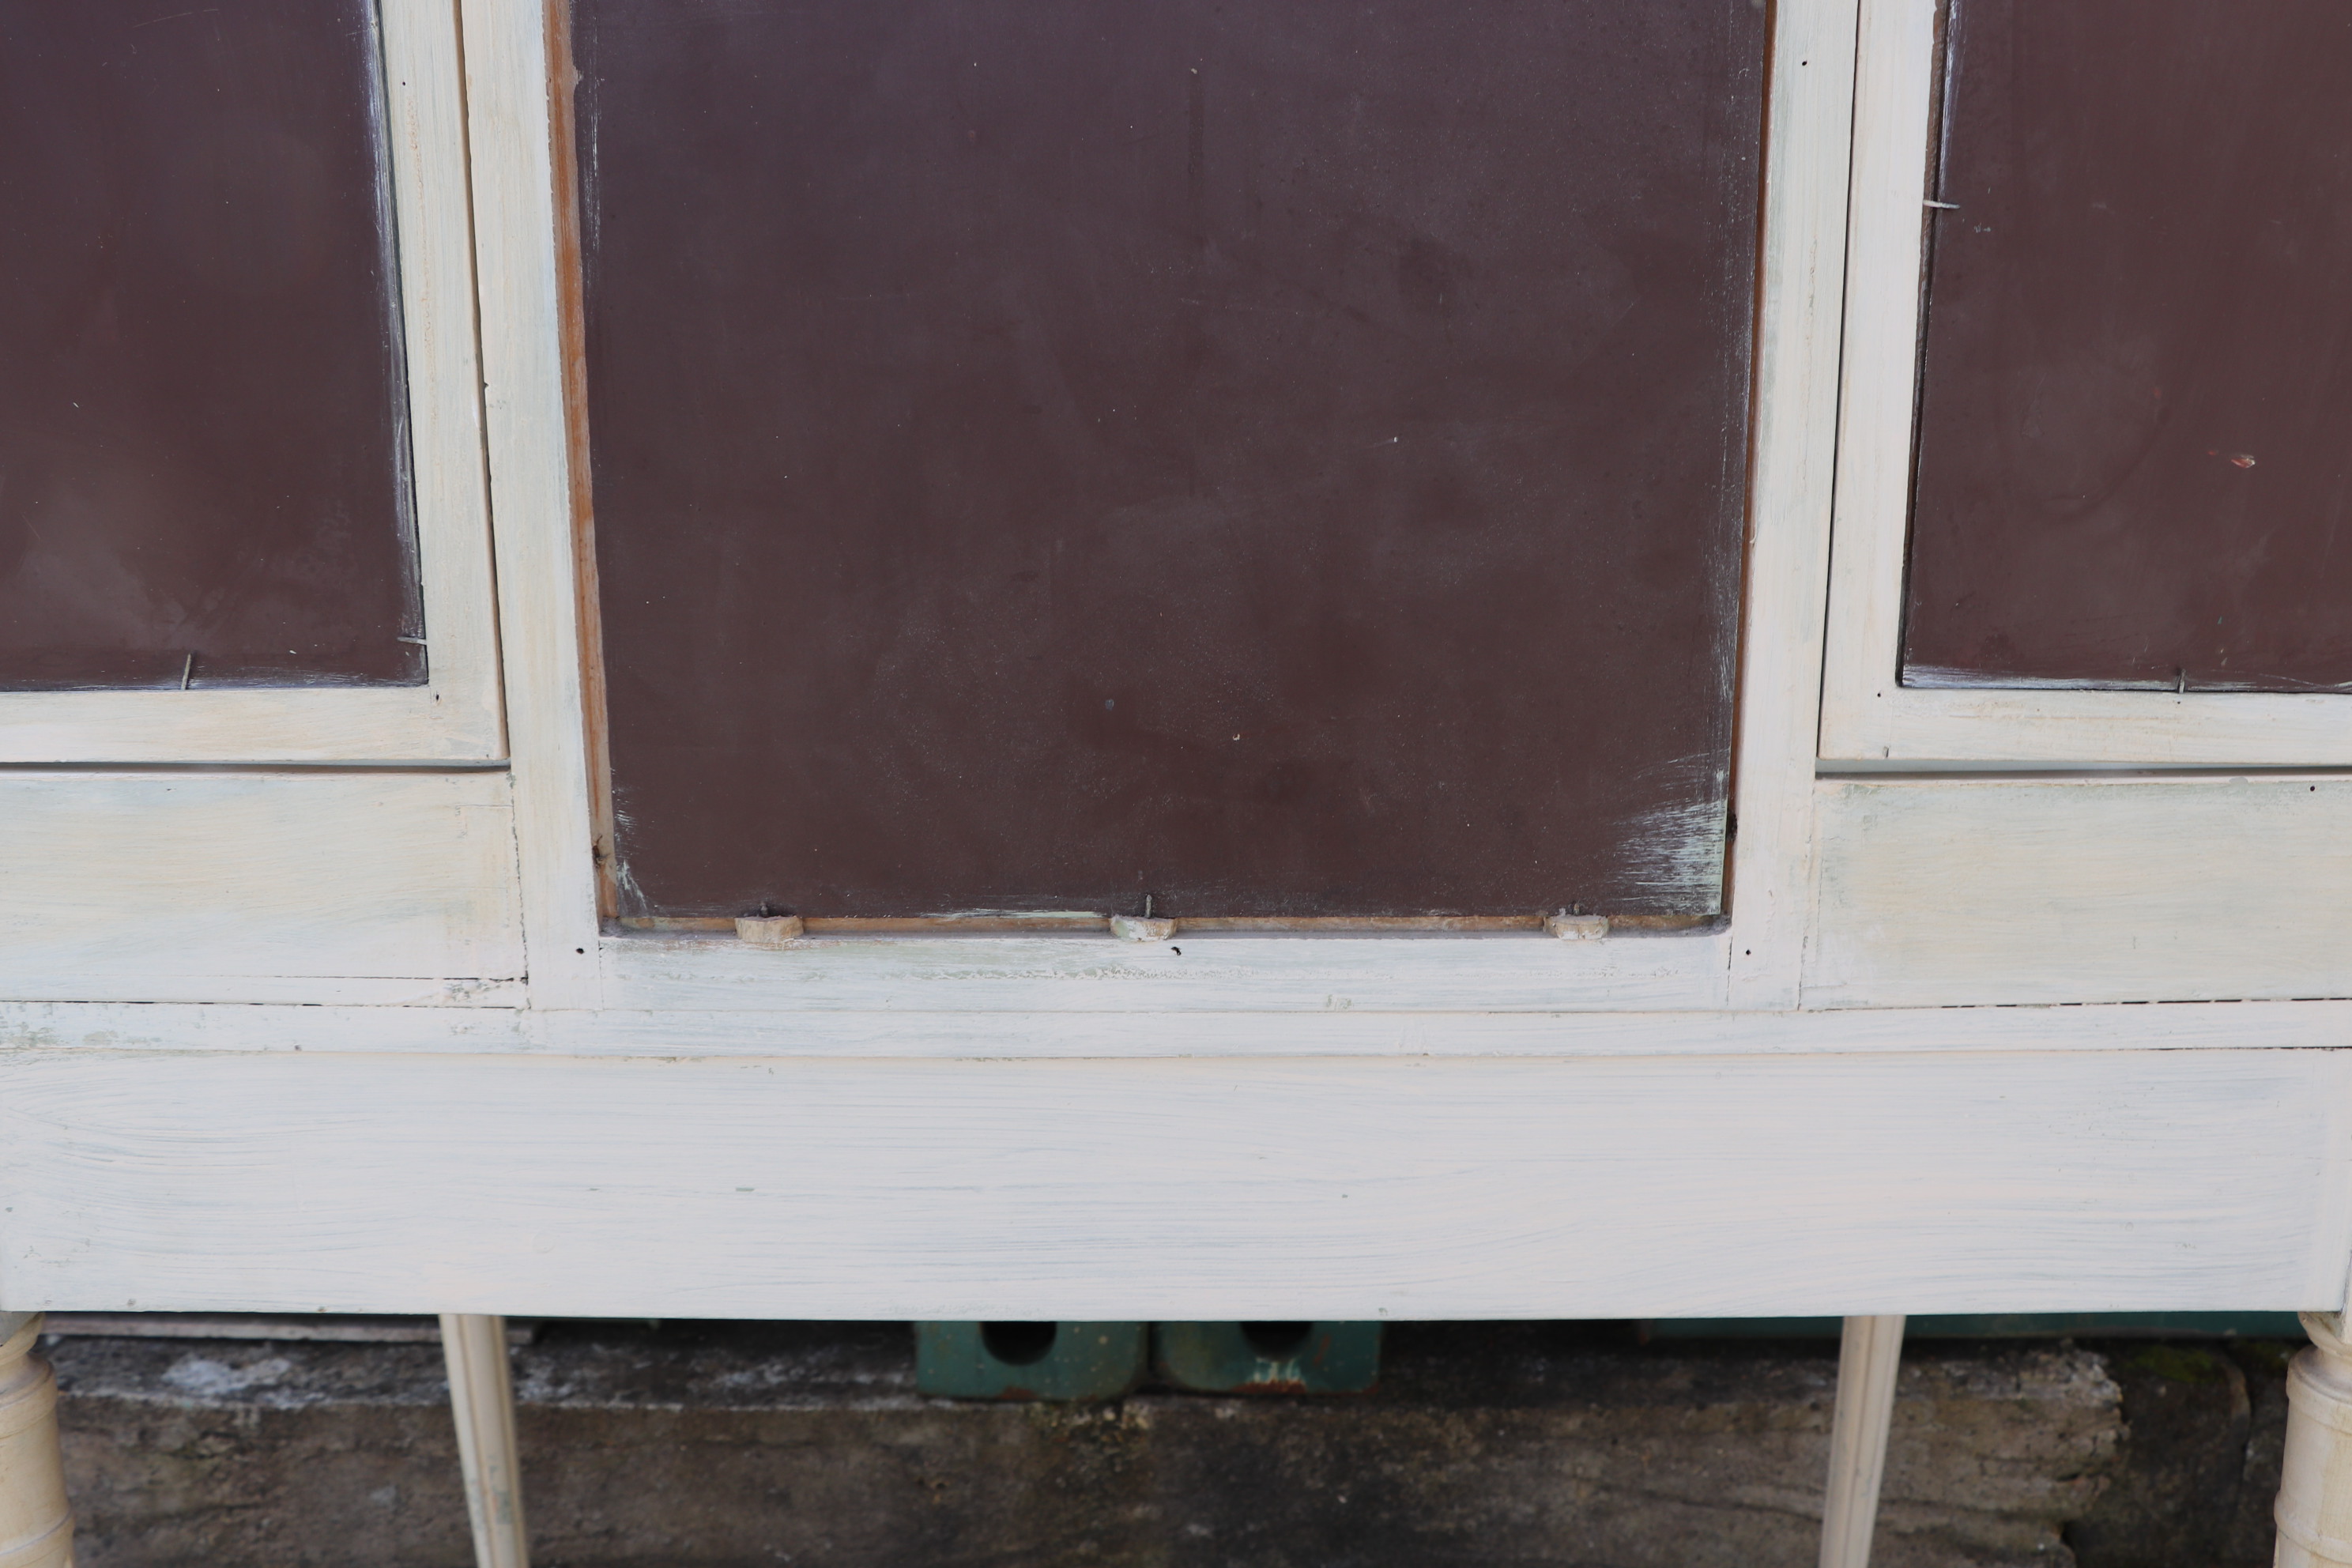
914, 1321, 1146, 1400
1154, 1321, 1383, 1394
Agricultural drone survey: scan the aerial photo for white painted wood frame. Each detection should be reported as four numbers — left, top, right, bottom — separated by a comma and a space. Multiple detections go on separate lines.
1819, 0, 2352, 765
17, 992, 2352, 1059
0, 0, 503, 765
3, 1048, 2347, 1318
0, 771, 524, 1006
3, 0, 2349, 1329
6, 10, 2352, 1567
1807, 773, 2352, 1008
459, 0, 603, 1006
463, 0, 1861, 1019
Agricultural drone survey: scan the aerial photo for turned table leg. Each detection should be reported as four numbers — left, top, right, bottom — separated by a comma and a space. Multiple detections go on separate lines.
0, 1314, 72, 1568
442, 1314, 530, 1568
1821, 1314, 1905, 1568
2276, 1310, 2352, 1566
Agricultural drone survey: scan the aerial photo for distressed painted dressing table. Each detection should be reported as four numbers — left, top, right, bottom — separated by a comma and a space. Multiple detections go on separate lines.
7, 2, 2352, 1565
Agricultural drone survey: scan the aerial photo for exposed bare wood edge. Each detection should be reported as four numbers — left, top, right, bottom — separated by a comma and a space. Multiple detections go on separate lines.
616, 914, 1720, 936
540, 0, 618, 925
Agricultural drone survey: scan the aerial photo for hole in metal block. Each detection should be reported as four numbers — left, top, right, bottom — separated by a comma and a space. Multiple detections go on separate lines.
980, 1321, 1059, 1366
1240, 1321, 1314, 1359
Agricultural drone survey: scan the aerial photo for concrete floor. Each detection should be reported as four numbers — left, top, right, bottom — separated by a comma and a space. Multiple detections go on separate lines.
46, 1321, 2290, 1568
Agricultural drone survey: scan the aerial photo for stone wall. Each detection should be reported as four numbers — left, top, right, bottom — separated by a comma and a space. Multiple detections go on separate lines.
46, 1322, 2292, 1568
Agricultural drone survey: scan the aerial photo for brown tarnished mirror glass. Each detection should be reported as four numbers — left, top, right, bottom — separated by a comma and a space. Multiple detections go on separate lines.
0, 0, 420, 691
576, 0, 1766, 918
1905, 0, 2352, 692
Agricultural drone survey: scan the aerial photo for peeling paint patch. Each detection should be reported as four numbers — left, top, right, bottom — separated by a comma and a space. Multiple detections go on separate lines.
1611, 794, 1729, 911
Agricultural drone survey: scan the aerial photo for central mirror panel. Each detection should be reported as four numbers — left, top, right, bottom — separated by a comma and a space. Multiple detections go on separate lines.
575, 0, 1765, 919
